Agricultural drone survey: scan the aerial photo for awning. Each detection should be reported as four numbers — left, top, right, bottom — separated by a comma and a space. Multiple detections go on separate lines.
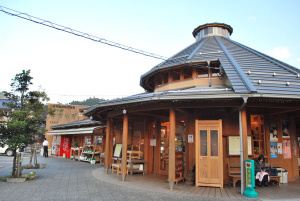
47, 126, 105, 135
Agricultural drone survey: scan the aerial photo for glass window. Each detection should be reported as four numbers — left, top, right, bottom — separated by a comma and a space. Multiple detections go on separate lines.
218, 27, 223, 35
251, 115, 265, 157
183, 67, 192, 79
200, 130, 207, 156
198, 68, 208, 77
211, 130, 218, 156
208, 27, 213, 34
211, 67, 220, 77
204, 28, 208, 35
171, 69, 181, 81
163, 72, 169, 84
156, 75, 162, 86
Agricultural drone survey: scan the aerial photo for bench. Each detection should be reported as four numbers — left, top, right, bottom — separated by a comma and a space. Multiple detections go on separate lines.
228, 162, 280, 187
111, 163, 129, 175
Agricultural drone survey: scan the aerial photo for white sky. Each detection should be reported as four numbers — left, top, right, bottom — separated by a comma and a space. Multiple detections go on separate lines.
1, 0, 300, 104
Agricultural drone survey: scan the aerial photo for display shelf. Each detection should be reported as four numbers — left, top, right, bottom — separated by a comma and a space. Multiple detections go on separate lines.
80, 145, 102, 163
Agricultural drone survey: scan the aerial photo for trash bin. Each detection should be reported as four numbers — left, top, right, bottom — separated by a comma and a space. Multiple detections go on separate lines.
274, 167, 284, 183
282, 170, 288, 183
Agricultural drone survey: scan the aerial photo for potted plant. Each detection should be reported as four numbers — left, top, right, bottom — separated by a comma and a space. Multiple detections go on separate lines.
72, 142, 79, 147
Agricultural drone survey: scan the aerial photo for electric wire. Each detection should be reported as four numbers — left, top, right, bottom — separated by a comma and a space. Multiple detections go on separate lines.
0, 5, 168, 60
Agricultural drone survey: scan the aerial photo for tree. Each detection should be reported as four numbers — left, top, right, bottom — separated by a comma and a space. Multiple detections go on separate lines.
69, 97, 106, 106
0, 70, 53, 177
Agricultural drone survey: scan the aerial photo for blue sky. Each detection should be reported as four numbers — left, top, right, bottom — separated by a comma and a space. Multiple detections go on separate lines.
0, 0, 299, 104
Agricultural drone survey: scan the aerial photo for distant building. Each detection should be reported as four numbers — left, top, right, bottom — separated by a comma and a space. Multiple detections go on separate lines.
45, 104, 88, 153
0, 92, 12, 122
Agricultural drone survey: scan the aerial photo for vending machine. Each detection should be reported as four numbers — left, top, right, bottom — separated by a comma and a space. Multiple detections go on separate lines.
55, 135, 61, 156
61, 136, 71, 158
55, 135, 71, 158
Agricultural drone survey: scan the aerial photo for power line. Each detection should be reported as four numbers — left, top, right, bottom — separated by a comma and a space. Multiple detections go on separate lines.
0, 5, 168, 60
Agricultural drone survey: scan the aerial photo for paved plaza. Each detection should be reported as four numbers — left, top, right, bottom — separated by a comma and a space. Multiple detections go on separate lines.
0, 154, 299, 201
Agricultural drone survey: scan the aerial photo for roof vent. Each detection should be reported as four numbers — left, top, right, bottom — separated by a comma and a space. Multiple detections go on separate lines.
247, 71, 251, 75
258, 80, 261, 84
273, 73, 276, 76
286, 82, 290, 86
297, 74, 300, 78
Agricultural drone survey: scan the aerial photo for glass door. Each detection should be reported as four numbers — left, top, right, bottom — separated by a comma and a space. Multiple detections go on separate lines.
160, 122, 169, 175
196, 120, 223, 188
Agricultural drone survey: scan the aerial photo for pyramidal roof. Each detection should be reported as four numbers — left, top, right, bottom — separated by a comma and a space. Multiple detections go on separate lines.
84, 23, 300, 116
140, 23, 300, 95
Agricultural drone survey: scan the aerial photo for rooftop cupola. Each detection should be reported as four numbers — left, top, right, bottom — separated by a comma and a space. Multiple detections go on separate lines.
192, 23, 233, 41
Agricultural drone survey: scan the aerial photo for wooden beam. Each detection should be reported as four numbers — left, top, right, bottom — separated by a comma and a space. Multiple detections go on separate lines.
121, 114, 128, 180
176, 108, 193, 115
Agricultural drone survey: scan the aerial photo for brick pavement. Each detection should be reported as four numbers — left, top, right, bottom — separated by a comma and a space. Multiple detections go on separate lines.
0, 155, 298, 201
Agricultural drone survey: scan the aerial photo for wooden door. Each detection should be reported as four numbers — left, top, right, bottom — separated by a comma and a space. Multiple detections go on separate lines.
195, 120, 223, 188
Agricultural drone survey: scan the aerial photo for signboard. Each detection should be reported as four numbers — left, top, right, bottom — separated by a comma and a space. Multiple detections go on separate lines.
188, 134, 194, 143
150, 139, 156, 146
228, 136, 252, 156
113, 144, 122, 157
283, 140, 291, 159
270, 142, 278, 158
244, 159, 258, 198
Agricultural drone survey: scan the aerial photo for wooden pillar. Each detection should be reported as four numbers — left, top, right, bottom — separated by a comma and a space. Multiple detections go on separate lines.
241, 108, 248, 161
154, 120, 161, 174
109, 119, 114, 165
121, 113, 128, 181
168, 107, 176, 189
104, 118, 111, 173
241, 107, 248, 189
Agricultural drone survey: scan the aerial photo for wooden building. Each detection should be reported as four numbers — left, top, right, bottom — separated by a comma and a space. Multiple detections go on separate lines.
45, 104, 88, 153
47, 118, 106, 162
84, 23, 300, 189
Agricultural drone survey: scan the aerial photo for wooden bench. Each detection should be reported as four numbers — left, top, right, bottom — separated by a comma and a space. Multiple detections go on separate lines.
265, 163, 280, 186
111, 163, 129, 175
228, 163, 280, 187
228, 163, 241, 187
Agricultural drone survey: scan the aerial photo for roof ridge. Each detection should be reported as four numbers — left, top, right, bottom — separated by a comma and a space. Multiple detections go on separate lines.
214, 36, 257, 93
187, 37, 208, 60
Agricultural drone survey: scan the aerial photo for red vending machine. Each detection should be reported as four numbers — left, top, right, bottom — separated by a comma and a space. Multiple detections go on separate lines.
61, 136, 71, 158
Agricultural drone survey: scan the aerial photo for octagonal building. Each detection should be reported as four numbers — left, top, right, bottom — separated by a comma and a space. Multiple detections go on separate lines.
85, 23, 300, 189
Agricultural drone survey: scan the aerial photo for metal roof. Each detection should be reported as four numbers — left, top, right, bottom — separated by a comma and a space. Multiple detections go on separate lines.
50, 118, 104, 129
84, 24, 300, 116
140, 35, 300, 95
47, 126, 105, 135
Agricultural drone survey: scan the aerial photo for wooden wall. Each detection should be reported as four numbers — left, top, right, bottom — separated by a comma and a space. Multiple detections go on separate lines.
45, 104, 87, 147
110, 106, 299, 183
